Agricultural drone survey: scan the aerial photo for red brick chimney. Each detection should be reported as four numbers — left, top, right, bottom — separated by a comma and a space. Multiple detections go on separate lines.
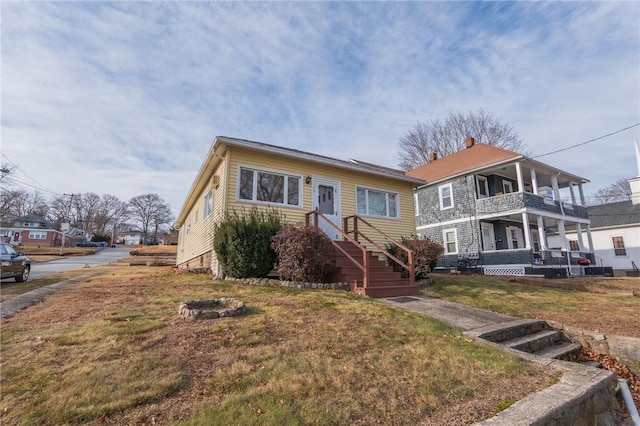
429, 152, 438, 162
465, 137, 475, 148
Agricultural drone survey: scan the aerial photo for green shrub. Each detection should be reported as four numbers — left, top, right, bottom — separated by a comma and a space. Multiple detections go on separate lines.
212, 208, 284, 278
386, 235, 444, 280
271, 224, 336, 283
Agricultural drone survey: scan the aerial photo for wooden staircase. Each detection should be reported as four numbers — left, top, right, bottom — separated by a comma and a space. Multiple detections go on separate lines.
332, 240, 419, 298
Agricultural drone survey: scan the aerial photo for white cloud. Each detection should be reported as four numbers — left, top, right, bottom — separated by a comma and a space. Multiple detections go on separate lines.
2, 1, 638, 214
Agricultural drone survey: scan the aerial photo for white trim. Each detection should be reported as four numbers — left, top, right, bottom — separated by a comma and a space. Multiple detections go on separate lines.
476, 175, 489, 199
417, 217, 470, 230
236, 163, 304, 208
502, 180, 514, 194
443, 228, 458, 254
439, 183, 454, 210
356, 185, 401, 219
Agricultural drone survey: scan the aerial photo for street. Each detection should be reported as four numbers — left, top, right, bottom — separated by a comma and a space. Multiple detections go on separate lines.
27, 247, 131, 279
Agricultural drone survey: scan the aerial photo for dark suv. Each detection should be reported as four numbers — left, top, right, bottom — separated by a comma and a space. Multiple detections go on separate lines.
0, 243, 31, 282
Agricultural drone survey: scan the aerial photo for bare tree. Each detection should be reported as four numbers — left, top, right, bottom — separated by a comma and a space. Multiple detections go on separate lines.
73, 193, 102, 232
589, 178, 632, 205
128, 194, 173, 244
397, 109, 527, 170
93, 194, 128, 236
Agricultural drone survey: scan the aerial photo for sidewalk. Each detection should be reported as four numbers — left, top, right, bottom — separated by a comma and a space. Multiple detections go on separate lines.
0, 272, 101, 319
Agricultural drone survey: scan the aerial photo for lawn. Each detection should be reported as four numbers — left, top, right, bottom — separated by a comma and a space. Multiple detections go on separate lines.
0, 267, 557, 425
421, 274, 640, 338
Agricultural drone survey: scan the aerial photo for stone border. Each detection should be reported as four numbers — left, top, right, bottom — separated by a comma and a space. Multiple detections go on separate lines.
223, 276, 350, 291
179, 297, 247, 320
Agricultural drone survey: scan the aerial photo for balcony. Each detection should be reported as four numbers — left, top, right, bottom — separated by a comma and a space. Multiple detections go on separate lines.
475, 192, 587, 219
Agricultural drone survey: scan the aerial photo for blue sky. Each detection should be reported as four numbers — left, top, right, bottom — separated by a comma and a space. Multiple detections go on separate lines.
2, 1, 639, 214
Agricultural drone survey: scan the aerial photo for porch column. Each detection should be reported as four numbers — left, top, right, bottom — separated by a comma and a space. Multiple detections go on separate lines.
530, 168, 539, 195
586, 224, 594, 252
515, 162, 524, 192
578, 184, 586, 206
557, 220, 568, 250
576, 223, 585, 252
551, 175, 560, 201
536, 216, 547, 251
522, 212, 532, 249
569, 183, 577, 205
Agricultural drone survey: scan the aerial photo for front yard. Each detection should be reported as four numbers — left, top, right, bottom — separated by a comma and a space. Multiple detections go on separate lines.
0, 266, 556, 425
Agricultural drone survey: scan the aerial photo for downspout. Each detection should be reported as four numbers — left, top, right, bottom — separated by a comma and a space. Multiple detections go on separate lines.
213, 147, 227, 279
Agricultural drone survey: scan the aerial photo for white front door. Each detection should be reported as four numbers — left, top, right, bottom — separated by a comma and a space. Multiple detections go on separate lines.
481, 222, 496, 251
312, 178, 341, 240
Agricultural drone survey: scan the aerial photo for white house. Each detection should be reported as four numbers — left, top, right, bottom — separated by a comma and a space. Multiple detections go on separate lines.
549, 142, 640, 276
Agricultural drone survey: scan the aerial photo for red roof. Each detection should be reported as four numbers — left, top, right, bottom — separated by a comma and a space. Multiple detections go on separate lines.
406, 143, 522, 183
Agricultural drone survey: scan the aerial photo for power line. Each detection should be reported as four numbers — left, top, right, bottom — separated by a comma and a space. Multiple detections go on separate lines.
0, 152, 59, 195
10, 179, 61, 196
531, 123, 640, 159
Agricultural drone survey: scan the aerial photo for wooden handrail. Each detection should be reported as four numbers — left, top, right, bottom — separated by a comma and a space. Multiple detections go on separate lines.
306, 211, 368, 287
343, 215, 415, 287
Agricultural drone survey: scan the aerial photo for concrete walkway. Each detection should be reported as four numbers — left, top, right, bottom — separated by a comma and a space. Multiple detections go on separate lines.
0, 272, 102, 319
382, 295, 519, 332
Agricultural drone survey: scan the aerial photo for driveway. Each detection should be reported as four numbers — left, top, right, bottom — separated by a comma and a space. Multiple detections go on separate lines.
28, 247, 132, 279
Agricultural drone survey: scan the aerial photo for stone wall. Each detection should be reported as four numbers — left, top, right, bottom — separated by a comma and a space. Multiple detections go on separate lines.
224, 276, 350, 292
547, 320, 640, 375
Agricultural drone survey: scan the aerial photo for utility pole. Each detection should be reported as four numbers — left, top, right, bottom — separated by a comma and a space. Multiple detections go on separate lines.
59, 193, 80, 256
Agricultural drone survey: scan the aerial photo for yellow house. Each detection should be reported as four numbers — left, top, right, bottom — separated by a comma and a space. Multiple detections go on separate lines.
175, 136, 425, 297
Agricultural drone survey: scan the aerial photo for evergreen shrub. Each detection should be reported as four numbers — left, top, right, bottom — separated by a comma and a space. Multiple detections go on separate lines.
212, 208, 284, 278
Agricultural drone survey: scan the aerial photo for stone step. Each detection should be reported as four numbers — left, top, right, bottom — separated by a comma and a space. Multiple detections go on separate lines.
505, 329, 564, 353
534, 342, 582, 360
478, 319, 549, 343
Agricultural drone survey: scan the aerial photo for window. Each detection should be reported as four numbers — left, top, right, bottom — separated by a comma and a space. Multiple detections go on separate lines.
238, 166, 301, 207
356, 187, 399, 218
443, 229, 458, 254
204, 190, 213, 218
612, 236, 627, 256
194, 208, 199, 223
28, 231, 47, 240
186, 217, 191, 235
569, 240, 579, 251
476, 176, 489, 199
502, 180, 514, 194
439, 183, 453, 210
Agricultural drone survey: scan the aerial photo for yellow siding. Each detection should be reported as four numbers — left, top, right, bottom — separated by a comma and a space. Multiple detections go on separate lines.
178, 145, 418, 272
225, 147, 417, 249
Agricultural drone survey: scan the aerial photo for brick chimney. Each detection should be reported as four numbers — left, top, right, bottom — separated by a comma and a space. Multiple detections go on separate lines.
465, 137, 475, 148
429, 152, 438, 162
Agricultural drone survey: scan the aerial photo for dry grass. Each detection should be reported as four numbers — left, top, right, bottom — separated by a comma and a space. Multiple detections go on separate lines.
130, 245, 177, 256
0, 267, 557, 425
422, 274, 640, 338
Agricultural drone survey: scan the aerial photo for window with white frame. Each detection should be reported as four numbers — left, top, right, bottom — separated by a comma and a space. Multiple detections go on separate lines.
238, 166, 301, 207
476, 175, 489, 198
356, 187, 399, 218
194, 208, 199, 223
439, 183, 453, 210
502, 180, 514, 194
28, 231, 47, 240
443, 229, 458, 254
612, 236, 627, 256
204, 190, 213, 218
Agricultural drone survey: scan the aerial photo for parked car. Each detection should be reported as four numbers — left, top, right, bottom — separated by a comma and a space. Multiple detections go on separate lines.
75, 242, 98, 247
0, 243, 31, 282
